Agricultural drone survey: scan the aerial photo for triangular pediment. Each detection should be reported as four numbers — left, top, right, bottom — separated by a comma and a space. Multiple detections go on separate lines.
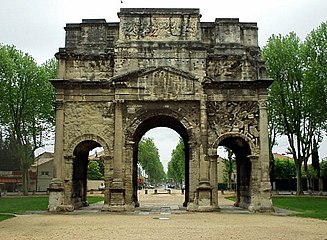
111, 66, 198, 84
111, 66, 199, 99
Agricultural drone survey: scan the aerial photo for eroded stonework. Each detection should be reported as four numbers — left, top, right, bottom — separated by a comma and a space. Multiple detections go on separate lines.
49, 8, 273, 213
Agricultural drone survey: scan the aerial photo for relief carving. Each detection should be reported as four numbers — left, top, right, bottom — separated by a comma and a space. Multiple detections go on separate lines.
121, 16, 197, 40
208, 101, 260, 145
207, 58, 242, 80
102, 102, 115, 118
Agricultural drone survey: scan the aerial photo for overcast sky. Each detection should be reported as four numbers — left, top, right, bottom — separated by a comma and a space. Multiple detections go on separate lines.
1, 0, 326, 170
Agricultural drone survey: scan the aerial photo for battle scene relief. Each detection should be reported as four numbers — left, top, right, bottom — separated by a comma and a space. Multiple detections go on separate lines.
207, 101, 260, 146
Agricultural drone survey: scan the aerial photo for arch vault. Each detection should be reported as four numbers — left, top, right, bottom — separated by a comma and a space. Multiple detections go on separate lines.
48, 8, 273, 212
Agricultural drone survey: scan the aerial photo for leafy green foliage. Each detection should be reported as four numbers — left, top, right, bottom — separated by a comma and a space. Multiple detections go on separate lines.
221, 148, 236, 189
167, 138, 185, 184
0, 44, 57, 194
138, 137, 166, 183
274, 158, 296, 179
87, 160, 104, 180
320, 158, 327, 178
263, 23, 327, 194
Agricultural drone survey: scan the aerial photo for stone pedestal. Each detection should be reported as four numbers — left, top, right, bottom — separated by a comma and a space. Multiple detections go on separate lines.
48, 179, 73, 212
102, 180, 133, 212
188, 182, 218, 212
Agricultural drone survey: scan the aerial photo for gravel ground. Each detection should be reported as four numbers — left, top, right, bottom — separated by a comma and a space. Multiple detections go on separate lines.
1, 190, 326, 240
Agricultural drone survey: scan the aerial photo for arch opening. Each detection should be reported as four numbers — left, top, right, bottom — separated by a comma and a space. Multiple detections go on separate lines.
132, 115, 190, 208
217, 136, 252, 209
72, 140, 103, 209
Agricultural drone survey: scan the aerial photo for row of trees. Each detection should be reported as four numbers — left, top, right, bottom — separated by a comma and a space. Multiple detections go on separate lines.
138, 137, 166, 184
167, 138, 185, 186
0, 44, 57, 194
264, 21, 327, 194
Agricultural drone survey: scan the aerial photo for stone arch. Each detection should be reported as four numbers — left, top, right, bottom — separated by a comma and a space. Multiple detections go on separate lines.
66, 134, 110, 209
126, 109, 196, 208
66, 133, 110, 157
211, 132, 258, 156
125, 108, 197, 144
212, 132, 257, 209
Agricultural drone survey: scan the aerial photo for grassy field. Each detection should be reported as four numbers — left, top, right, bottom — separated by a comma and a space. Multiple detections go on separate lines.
272, 196, 327, 220
0, 195, 104, 222
226, 195, 327, 221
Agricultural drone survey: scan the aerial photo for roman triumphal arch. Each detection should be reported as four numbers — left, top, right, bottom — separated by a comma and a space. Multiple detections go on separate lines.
48, 8, 273, 212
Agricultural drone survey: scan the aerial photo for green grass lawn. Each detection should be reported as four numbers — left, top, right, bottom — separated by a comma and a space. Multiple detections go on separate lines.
272, 196, 327, 220
226, 195, 327, 220
0, 195, 104, 221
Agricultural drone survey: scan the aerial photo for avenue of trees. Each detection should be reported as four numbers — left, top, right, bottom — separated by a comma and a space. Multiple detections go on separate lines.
263, 21, 327, 194
0, 44, 57, 194
167, 138, 185, 186
138, 137, 166, 184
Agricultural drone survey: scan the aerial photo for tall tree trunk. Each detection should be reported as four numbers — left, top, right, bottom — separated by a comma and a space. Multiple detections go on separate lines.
23, 168, 29, 196
312, 139, 320, 191
295, 161, 303, 195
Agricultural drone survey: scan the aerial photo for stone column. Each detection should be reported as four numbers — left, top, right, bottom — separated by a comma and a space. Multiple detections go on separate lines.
199, 102, 209, 183
106, 99, 127, 211
53, 100, 64, 179
208, 150, 219, 210
248, 155, 260, 212
101, 155, 112, 209
189, 99, 213, 212
257, 99, 273, 212
113, 100, 124, 182
48, 99, 65, 212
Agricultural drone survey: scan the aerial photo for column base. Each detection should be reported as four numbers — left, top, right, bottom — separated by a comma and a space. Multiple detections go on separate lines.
48, 178, 66, 212
187, 182, 219, 212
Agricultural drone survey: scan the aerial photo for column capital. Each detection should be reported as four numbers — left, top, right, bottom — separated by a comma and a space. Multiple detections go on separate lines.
258, 99, 268, 110
54, 100, 64, 110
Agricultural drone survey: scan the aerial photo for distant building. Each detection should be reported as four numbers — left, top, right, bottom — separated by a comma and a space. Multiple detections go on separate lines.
273, 153, 293, 160
30, 152, 54, 191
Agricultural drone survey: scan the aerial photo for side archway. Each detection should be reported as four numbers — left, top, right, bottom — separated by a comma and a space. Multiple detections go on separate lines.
66, 134, 110, 209
212, 133, 257, 209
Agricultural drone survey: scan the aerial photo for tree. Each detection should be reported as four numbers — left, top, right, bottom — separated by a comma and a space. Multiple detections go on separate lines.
263, 23, 327, 195
221, 148, 236, 190
167, 138, 185, 186
138, 137, 165, 183
302, 22, 327, 190
273, 158, 296, 180
0, 44, 57, 194
87, 160, 103, 180
263, 33, 311, 195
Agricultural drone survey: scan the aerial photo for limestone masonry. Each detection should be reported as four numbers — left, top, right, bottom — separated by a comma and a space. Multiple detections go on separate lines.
49, 8, 273, 212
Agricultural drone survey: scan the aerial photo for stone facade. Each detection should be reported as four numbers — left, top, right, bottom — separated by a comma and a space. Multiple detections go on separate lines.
48, 8, 273, 212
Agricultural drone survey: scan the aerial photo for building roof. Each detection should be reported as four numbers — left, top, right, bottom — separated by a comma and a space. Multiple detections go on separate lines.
273, 153, 293, 160
31, 152, 54, 167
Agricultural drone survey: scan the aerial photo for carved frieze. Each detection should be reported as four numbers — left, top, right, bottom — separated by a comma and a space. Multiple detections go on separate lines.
65, 59, 113, 80
207, 57, 242, 80
120, 16, 198, 41
207, 101, 260, 145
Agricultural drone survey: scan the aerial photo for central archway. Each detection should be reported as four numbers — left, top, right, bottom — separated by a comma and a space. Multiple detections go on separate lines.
132, 115, 190, 207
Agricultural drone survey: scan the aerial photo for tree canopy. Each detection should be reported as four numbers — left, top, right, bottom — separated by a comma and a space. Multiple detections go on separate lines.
0, 44, 57, 194
167, 138, 185, 185
263, 21, 327, 195
138, 137, 166, 183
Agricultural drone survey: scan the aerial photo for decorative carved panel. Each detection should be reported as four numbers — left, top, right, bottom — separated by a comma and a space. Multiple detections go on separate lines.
207, 101, 260, 146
